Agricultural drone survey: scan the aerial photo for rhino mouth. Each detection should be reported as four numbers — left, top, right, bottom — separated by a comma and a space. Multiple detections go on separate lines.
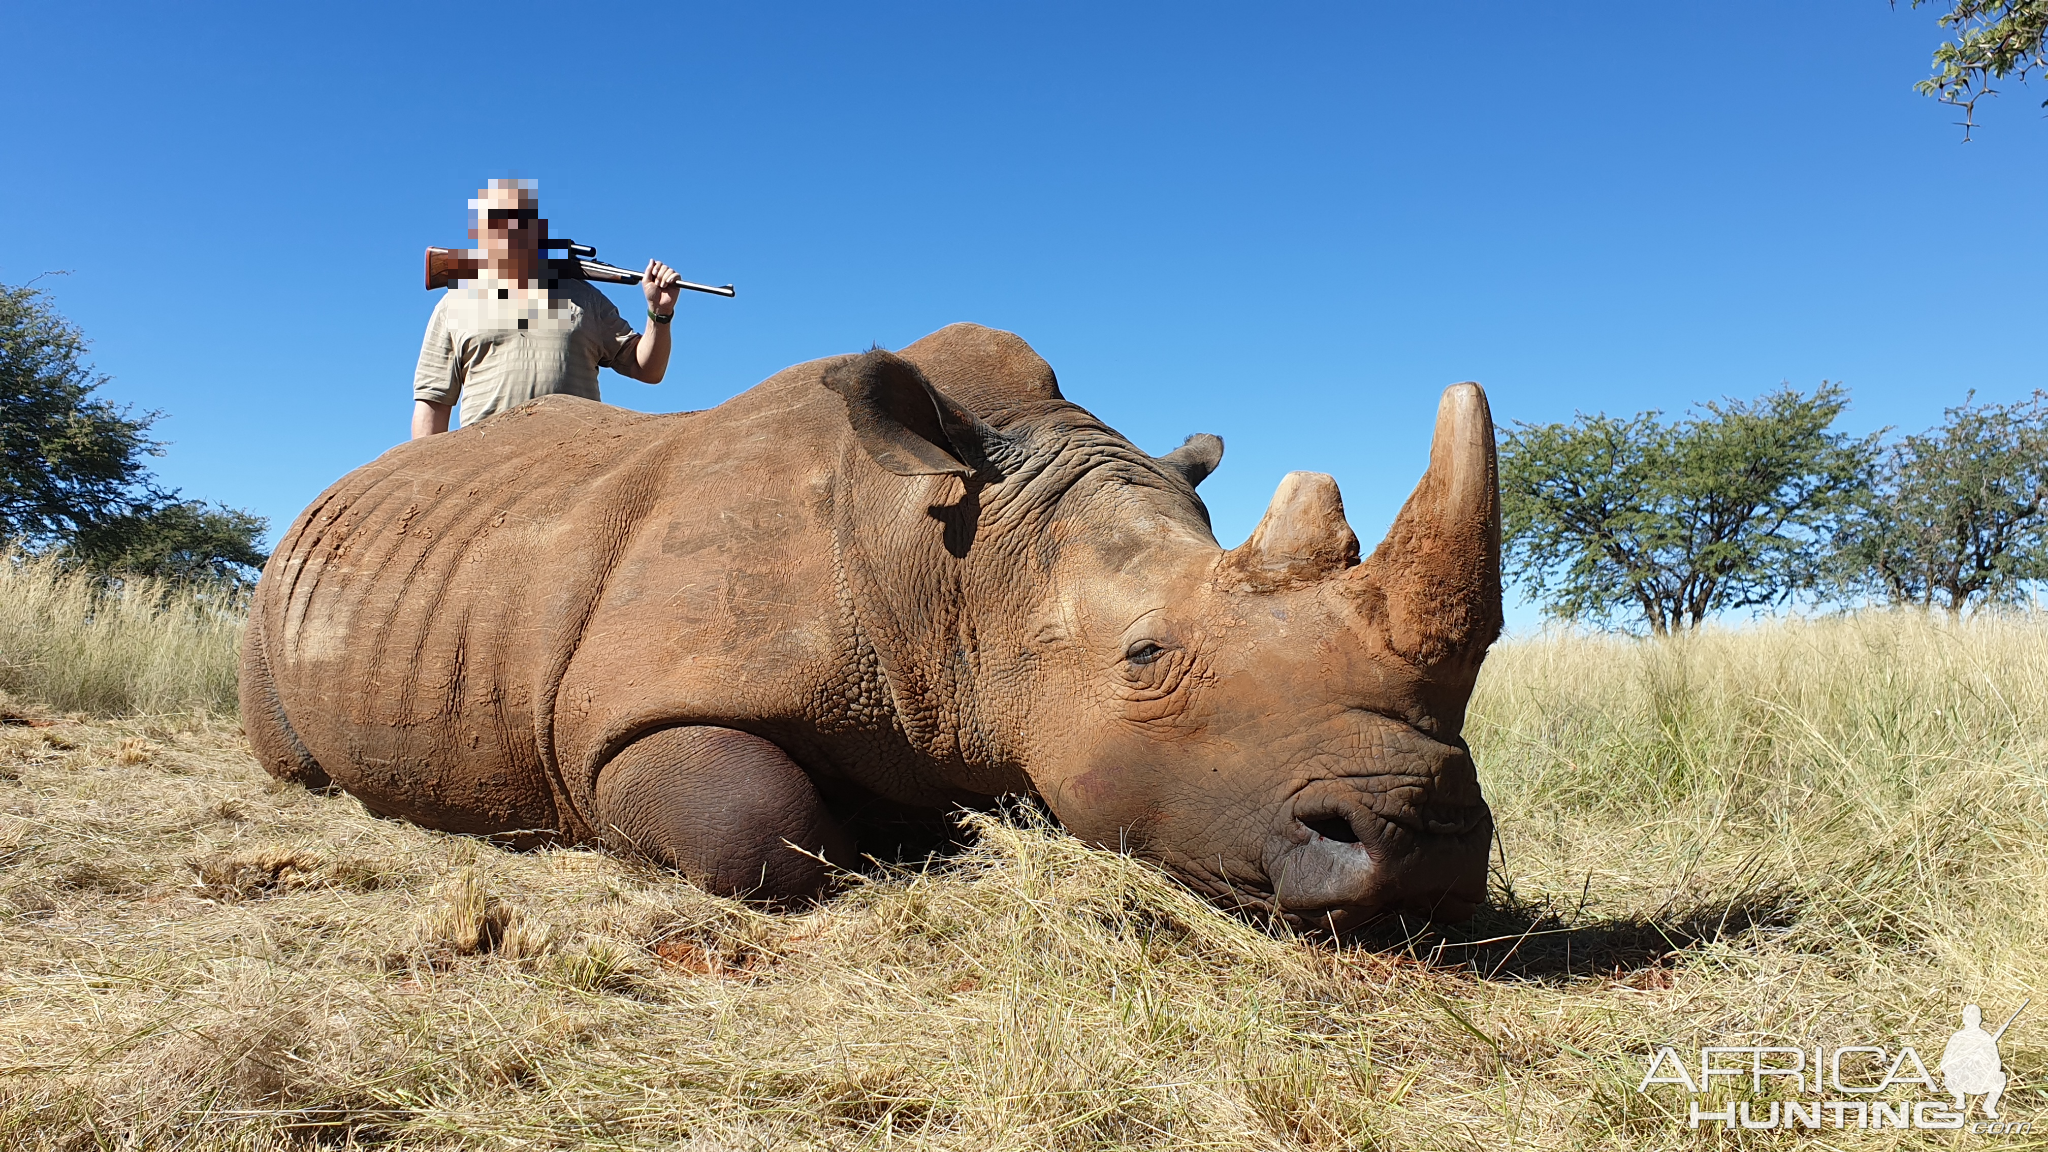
1207, 711, 1495, 929
1190, 761, 1492, 931
1264, 802, 1491, 929
1149, 793, 1489, 934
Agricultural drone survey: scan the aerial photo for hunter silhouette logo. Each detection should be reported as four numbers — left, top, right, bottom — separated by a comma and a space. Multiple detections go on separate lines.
1943, 1000, 2026, 1120
1637, 996, 2033, 1133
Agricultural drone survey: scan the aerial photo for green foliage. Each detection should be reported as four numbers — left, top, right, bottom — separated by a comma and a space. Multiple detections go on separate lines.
0, 282, 267, 584
0, 282, 160, 544
1835, 390, 2048, 613
68, 501, 272, 587
1500, 384, 1876, 634
1909, 0, 2048, 133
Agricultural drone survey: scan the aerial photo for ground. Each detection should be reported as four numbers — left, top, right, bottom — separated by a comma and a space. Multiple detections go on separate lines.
1, 567, 2044, 1149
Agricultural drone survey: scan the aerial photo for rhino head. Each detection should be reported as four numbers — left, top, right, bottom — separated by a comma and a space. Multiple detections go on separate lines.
1023, 391, 1500, 931
833, 328, 1501, 930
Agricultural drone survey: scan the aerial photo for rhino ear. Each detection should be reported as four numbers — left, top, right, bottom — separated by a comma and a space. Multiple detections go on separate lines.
1157, 433, 1223, 488
823, 350, 1009, 478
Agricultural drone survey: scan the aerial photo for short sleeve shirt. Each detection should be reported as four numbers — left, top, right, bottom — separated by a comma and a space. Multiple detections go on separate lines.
412, 275, 640, 428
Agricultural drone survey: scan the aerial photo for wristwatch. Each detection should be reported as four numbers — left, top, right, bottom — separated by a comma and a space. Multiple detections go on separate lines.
648, 309, 673, 325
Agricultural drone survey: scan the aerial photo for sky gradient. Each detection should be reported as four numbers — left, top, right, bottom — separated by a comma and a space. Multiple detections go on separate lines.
8, 2, 2044, 628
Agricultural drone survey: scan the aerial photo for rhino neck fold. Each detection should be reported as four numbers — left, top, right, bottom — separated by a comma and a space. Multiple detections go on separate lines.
825, 462, 1033, 805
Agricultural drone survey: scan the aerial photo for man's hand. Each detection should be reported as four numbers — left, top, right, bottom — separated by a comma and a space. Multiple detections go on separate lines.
622, 259, 681, 385
642, 260, 682, 315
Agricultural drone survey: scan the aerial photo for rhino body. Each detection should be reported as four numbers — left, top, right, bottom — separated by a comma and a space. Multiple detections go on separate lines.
242, 323, 1502, 927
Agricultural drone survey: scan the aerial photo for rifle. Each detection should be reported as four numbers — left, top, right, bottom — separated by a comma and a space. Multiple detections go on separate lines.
1993, 999, 2030, 1043
423, 240, 735, 297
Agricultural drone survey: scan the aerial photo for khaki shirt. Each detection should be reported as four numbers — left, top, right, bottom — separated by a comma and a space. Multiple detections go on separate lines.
412, 275, 640, 427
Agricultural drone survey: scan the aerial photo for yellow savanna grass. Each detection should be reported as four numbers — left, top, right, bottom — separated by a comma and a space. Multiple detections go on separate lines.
0, 549, 244, 718
0, 609, 2043, 1149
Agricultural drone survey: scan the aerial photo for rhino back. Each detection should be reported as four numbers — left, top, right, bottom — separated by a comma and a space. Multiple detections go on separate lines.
246, 396, 720, 836
244, 341, 1055, 842
244, 362, 936, 840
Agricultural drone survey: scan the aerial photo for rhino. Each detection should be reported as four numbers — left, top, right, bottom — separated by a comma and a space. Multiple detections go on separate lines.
241, 323, 1501, 929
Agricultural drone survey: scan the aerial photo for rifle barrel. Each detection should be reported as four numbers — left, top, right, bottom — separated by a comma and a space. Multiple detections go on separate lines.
571, 257, 736, 298
1992, 998, 2030, 1042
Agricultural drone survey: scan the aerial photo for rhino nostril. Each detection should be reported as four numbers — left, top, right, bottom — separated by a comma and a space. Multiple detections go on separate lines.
1302, 816, 1361, 844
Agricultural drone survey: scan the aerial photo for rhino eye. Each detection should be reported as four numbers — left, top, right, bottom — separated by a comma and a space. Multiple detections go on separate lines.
1125, 641, 1166, 666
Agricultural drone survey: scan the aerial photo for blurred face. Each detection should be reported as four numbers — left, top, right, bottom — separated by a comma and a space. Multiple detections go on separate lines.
467, 185, 547, 274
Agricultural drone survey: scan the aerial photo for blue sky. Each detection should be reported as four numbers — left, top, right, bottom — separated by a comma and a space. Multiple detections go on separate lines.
8, 3, 2044, 628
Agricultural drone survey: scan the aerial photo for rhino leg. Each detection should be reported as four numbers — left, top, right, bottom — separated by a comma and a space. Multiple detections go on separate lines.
593, 726, 855, 900
238, 605, 331, 791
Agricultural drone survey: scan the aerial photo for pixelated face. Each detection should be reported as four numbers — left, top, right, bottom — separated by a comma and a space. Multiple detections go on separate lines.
467, 180, 547, 267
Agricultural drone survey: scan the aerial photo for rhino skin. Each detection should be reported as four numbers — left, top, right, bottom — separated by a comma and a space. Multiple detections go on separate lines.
242, 322, 1501, 928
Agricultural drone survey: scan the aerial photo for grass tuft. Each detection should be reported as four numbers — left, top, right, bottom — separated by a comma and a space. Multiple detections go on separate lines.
0, 549, 245, 717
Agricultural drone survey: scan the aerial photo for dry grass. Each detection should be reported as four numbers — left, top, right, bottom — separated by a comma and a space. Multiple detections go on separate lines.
1, 609, 2045, 1148
0, 550, 244, 718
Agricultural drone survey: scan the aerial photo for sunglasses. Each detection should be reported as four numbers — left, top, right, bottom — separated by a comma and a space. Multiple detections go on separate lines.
483, 207, 540, 223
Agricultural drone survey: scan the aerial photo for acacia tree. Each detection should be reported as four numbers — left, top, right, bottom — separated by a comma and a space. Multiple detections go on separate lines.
0, 281, 267, 583
1835, 391, 2048, 613
1907, 0, 2048, 134
68, 500, 270, 585
1500, 385, 1876, 634
0, 282, 158, 543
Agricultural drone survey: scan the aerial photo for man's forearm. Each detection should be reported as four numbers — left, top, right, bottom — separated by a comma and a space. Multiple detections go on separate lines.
412, 399, 452, 439
631, 317, 673, 384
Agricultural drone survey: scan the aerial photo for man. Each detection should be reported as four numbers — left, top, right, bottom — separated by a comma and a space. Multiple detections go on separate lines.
411, 179, 684, 438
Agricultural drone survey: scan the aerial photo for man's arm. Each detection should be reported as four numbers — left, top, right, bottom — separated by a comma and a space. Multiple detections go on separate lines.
614, 259, 684, 384
412, 400, 452, 439
412, 297, 459, 437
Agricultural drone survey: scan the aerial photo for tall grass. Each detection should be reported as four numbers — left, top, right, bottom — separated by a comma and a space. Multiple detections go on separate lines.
0, 608, 2043, 1148
1468, 611, 2048, 973
0, 549, 245, 717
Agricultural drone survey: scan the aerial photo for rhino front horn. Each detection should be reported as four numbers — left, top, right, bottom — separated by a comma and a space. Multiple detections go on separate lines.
1355, 382, 1502, 679
1219, 471, 1361, 589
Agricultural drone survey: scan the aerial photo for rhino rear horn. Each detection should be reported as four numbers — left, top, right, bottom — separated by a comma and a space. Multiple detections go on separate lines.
1355, 382, 1502, 678
1220, 471, 1360, 588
